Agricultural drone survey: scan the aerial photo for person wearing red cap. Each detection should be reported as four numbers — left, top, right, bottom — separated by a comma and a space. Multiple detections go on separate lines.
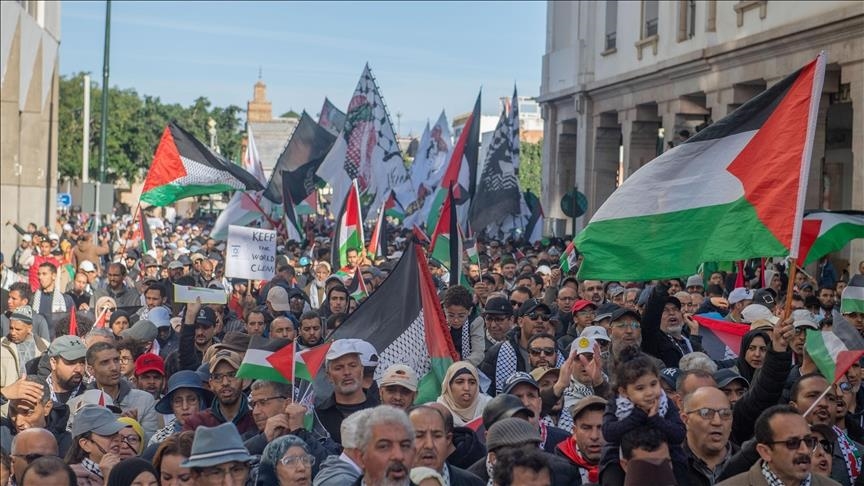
135, 353, 166, 400
557, 300, 597, 352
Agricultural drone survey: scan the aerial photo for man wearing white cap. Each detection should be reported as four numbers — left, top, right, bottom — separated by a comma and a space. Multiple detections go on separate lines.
378, 364, 418, 411
724, 288, 753, 323
317, 339, 379, 444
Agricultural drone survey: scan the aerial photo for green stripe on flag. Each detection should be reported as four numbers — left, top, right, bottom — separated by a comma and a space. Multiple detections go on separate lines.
805, 329, 839, 381
576, 196, 787, 280
803, 222, 864, 265
236, 349, 289, 383
415, 357, 453, 404
841, 286, 864, 314
141, 183, 237, 207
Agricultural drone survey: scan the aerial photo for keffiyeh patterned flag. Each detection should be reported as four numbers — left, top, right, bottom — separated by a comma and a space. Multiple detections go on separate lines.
469, 105, 522, 232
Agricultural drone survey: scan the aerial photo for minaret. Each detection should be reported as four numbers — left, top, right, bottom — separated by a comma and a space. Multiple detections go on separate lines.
247, 78, 272, 123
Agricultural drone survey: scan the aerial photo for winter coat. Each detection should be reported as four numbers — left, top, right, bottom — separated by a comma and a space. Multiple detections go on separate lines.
0, 335, 49, 414
313, 455, 362, 486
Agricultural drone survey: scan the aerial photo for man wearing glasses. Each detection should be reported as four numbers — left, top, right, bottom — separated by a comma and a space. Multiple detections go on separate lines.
183, 422, 254, 486
717, 404, 838, 486
607, 307, 643, 364
681, 387, 735, 486
198, 350, 257, 438
9, 428, 58, 486
480, 299, 556, 395
481, 297, 515, 349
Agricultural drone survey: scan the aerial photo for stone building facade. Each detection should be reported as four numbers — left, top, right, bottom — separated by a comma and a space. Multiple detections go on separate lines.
0, 0, 61, 257
538, 0, 863, 267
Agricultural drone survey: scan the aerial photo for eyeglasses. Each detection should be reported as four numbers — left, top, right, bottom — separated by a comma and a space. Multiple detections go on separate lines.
509, 300, 523, 307
529, 347, 556, 357
210, 372, 237, 382
199, 463, 250, 484
280, 454, 315, 467
13, 453, 49, 463
524, 312, 550, 321
685, 407, 733, 420
837, 382, 852, 393
120, 435, 141, 448
249, 395, 286, 408
767, 436, 818, 451
610, 321, 641, 330
485, 315, 509, 322
815, 439, 834, 455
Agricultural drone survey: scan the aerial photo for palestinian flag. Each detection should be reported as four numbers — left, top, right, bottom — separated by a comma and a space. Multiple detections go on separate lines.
841, 284, 864, 314
692, 313, 751, 361
331, 179, 364, 271
383, 190, 405, 222
236, 336, 294, 384
430, 184, 462, 287
367, 207, 386, 260
323, 240, 459, 404
806, 311, 864, 383
210, 191, 277, 241
798, 211, 864, 265
560, 242, 578, 274
282, 172, 305, 243
141, 121, 265, 206
346, 267, 369, 301
133, 207, 153, 253
576, 53, 826, 280
427, 91, 480, 232
266, 341, 331, 384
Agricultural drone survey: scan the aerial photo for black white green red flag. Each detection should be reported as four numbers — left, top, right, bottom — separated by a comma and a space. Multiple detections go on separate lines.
141, 122, 264, 206
430, 184, 462, 288
331, 179, 364, 271
798, 211, 864, 265
327, 240, 459, 404
576, 53, 826, 280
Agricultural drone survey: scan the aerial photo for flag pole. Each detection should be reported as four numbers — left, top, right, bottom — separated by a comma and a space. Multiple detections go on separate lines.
783, 257, 798, 320
116, 200, 142, 261
801, 382, 835, 418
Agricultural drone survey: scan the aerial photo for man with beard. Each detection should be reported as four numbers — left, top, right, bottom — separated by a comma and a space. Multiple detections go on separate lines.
324, 285, 350, 319
355, 405, 416, 486
297, 311, 323, 349
6, 376, 72, 457
550, 286, 578, 339
500, 257, 518, 291
527, 333, 559, 370
133, 353, 165, 400
580, 280, 605, 307
198, 349, 257, 437
682, 387, 735, 486
717, 405, 838, 486
642, 285, 701, 368
790, 374, 856, 486
378, 364, 418, 411
45, 335, 88, 404
85, 341, 159, 442
555, 396, 606, 484
532, 367, 564, 427
817, 287, 836, 319
305, 262, 331, 310
502, 372, 569, 453
169, 300, 218, 374
480, 299, 556, 395
317, 340, 379, 444
408, 406, 484, 485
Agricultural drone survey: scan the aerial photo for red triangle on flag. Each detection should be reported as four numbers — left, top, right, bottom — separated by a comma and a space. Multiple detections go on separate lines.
142, 125, 188, 193
267, 341, 298, 383
69, 310, 78, 336
299, 343, 332, 380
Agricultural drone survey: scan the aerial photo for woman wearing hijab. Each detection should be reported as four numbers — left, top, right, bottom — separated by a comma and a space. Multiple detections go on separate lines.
255, 435, 314, 486
436, 361, 492, 427
109, 310, 130, 339
105, 457, 158, 486
735, 328, 771, 383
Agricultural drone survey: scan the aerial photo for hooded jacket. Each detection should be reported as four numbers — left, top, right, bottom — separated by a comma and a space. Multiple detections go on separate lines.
313, 454, 362, 486
447, 426, 487, 470
735, 329, 772, 383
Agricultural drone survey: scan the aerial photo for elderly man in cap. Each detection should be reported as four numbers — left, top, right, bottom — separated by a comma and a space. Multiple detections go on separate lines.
480, 298, 558, 395
194, 349, 257, 437
45, 335, 88, 404
183, 422, 254, 486
378, 364, 418, 411
409, 405, 484, 486
84, 341, 160, 441
317, 339, 380, 444
353, 405, 417, 486
66, 405, 125, 485
1, 306, 49, 413
480, 296, 515, 349
554, 396, 607, 484
726, 287, 754, 323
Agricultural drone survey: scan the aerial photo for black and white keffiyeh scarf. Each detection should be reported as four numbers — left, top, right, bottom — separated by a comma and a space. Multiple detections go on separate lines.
615, 389, 669, 420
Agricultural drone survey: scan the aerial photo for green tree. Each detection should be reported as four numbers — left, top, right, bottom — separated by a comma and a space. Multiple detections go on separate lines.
518, 140, 542, 198
58, 73, 244, 183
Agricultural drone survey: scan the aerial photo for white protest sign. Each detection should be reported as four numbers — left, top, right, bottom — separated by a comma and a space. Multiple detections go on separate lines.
225, 225, 277, 281
173, 284, 228, 305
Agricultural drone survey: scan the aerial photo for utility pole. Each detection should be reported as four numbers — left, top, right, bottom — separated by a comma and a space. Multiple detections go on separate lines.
93, 0, 111, 235
82, 74, 90, 183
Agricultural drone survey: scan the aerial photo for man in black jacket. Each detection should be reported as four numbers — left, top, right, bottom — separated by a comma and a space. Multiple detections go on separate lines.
409, 406, 484, 486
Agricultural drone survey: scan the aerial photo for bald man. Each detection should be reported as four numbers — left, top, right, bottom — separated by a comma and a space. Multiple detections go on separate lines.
10, 428, 59, 486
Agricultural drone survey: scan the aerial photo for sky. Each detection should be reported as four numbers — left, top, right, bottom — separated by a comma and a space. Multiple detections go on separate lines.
61, 1, 546, 137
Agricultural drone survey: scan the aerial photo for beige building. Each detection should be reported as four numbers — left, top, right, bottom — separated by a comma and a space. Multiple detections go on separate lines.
539, 1, 863, 269
245, 79, 298, 176
0, 0, 60, 257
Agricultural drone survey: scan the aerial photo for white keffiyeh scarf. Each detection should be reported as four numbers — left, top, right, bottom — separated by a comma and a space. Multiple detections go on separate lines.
615, 389, 669, 420
33, 285, 66, 314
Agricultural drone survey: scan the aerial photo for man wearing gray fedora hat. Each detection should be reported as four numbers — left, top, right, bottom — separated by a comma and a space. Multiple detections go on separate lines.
182, 422, 254, 486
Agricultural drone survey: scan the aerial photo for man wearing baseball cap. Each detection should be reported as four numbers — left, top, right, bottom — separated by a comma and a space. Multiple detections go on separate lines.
555, 396, 607, 483
45, 335, 88, 404
502, 372, 569, 453
167, 301, 218, 375
725, 287, 754, 323
197, 349, 257, 437
134, 353, 165, 400
67, 405, 126, 484
317, 339, 379, 443
481, 296, 515, 348
378, 364, 418, 411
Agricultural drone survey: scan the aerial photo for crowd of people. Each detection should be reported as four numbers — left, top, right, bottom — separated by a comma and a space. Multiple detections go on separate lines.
0, 212, 862, 486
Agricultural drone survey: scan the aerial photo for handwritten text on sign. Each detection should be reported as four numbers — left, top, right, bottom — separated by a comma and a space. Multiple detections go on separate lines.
225, 225, 277, 281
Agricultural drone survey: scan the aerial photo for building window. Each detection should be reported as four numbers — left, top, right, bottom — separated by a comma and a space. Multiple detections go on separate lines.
605, 1, 617, 53
733, 0, 767, 27
635, 0, 659, 60
678, 0, 696, 41
643, 0, 659, 38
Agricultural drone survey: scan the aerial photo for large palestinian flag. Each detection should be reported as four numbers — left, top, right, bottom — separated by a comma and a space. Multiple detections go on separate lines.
798, 211, 864, 265
141, 122, 265, 206
324, 240, 459, 404
576, 53, 826, 280
806, 311, 864, 384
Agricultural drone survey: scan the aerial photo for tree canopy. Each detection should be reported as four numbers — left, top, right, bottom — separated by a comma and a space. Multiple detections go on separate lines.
518, 140, 542, 198
59, 72, 244, 183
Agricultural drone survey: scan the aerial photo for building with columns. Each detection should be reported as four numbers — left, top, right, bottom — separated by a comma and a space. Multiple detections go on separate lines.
538, 0, 863, 269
